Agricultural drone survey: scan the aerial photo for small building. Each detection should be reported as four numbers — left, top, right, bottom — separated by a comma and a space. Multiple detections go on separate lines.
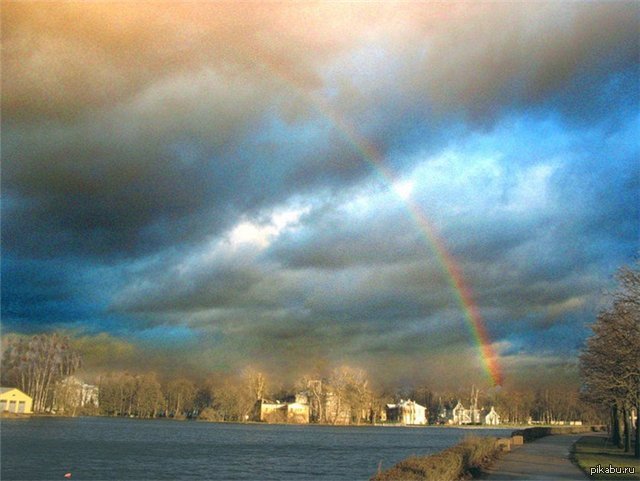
286, 402, 310, 423
254, 397, 310, 424
53, 376, 99, 413
451, 401, 481, 425
484, 406, 500, 425
255, 399, 287, 422
0, 387, 33, 414
386, 399, 427, 425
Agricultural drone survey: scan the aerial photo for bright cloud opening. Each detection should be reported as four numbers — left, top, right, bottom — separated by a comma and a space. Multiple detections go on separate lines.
228, 205, 310, 249
392, 180, 415, 200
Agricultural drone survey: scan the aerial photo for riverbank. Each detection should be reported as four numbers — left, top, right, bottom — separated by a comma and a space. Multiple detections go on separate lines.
371, 425, 603, 480
4, 410, 566, 431
371, 436, 504, 481
0, 412, 32, 419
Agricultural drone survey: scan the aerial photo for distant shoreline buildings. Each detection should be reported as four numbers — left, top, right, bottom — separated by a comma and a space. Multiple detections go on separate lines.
252, 387, 505, 426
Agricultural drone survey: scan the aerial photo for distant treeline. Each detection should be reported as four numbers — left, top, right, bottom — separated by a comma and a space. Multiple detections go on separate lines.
94, 368, 605, 425
1, 333, 604, 424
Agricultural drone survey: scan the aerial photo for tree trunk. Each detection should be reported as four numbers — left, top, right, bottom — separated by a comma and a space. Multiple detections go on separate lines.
175, 395, 182, 418
635, 404, 640, 459
333, 396, 341, 425
623, 405, 631, 453
612, 405, 621, 447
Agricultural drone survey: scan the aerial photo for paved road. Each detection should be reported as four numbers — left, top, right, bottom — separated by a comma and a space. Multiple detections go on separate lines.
483, 434, 590, 480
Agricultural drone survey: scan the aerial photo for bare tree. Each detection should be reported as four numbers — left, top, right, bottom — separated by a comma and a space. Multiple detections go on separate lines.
298, 376, 324, 423
135, 373, 164, 418
165, 378, 196, 418
327, 366, 371, 425
581, 264, 640, 458
223, 379, 255, 421
2, 333, 81, 412
242, 368, 267, 401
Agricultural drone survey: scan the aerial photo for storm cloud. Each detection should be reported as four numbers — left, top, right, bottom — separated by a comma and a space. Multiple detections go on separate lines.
2, 1, 638, 388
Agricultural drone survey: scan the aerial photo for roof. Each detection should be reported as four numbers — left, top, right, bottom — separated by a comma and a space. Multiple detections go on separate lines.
389, 399, 426, 409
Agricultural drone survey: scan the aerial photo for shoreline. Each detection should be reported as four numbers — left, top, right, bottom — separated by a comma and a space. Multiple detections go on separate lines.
2, 413, 583, 432
371, 425, 603, 481
1, 413, 533, 430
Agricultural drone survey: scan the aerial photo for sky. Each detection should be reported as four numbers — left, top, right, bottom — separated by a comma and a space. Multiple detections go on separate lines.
2, 1, 638, 390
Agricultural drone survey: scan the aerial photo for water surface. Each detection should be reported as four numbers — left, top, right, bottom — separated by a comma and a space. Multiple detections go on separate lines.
1, 417, 513, 480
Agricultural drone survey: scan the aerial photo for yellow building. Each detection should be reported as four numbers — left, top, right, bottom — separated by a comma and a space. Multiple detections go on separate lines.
0, 387, 33, 414
254, 398, 310, 423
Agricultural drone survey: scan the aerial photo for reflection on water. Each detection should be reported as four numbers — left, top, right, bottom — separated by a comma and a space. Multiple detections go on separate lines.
1, 417, 513, 480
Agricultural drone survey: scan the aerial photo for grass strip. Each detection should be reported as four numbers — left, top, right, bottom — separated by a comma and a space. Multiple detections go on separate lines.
572, 435, 640, 480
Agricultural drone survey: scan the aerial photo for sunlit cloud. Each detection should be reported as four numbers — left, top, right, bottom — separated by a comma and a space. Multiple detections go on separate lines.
228, 206, 310, 249
392, 179, 415, 201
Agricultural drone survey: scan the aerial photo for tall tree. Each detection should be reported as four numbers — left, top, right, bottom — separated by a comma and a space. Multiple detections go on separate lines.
242, 368, 268, 401
135, 373, 164, 418
165, 378, 196, 418
298, 376, 324, 423
327, 366, 371, 424
581, 264, 640, 458
2, 333, 81, 412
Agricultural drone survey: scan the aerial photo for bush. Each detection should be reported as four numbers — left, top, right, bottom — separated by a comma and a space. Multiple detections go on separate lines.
511, 426, 597, 442
198, 407, 223, 421
371, 437, 500, 481
459, 436, 500, 470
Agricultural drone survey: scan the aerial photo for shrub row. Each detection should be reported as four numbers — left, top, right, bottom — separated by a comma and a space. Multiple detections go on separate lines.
511, 425, 604, 443
370, 436, 502, 481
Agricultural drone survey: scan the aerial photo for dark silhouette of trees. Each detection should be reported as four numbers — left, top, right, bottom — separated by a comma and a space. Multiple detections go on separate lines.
580, 264, 640, 458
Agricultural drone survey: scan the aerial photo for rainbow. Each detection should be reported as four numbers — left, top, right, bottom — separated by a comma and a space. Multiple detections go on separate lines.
261, 61, 503, 386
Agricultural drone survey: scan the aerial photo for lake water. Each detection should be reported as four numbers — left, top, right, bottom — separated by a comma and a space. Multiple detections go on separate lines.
1, 417, 513, 480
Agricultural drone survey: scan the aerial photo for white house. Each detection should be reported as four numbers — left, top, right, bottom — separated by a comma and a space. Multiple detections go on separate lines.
53, 376, 99, 413
485, 406, 500, 425
254, 396, 310, 424
451, 401, 481, 425
386, 399, 427, 425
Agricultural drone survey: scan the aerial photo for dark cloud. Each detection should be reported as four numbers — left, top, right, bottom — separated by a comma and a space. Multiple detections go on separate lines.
2, 2, 638, 387
0, 256, 108, 327
113, 256, 274, 314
